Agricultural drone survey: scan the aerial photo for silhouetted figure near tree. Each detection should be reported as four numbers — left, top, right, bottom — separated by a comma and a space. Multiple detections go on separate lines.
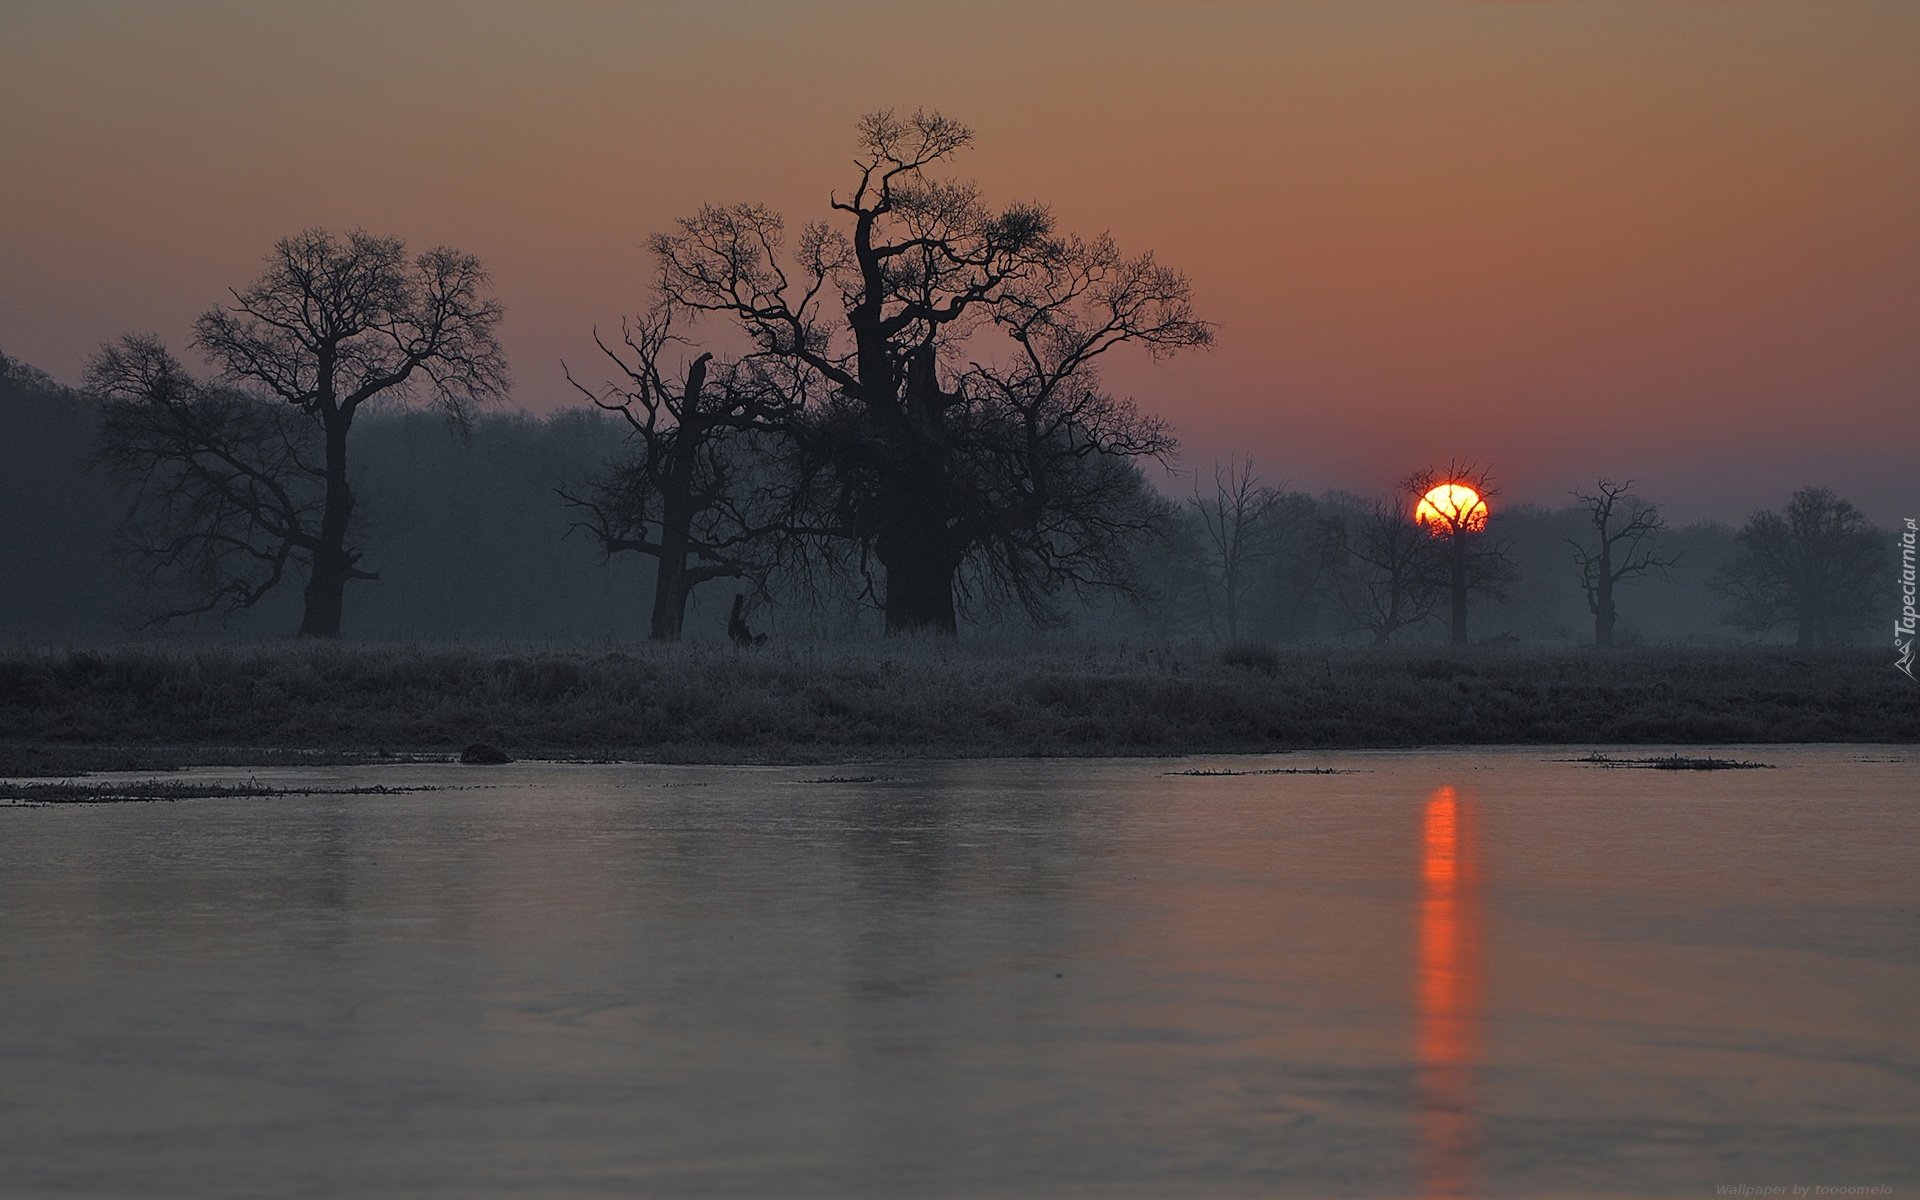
727, 593, 766, 646
650, 109, 1211, 634
560, 304, 788, 641
1717, 486, 1889, 646
94, 229, 506, 635
1568, 478, 1679, 647
1406, 462, 1516, 647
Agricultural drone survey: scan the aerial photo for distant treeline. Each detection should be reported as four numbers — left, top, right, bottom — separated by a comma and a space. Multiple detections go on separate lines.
0, 346, 1875, 647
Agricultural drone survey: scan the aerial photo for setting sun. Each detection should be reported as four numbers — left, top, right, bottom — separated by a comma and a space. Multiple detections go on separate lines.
1415, 483, 1489, 535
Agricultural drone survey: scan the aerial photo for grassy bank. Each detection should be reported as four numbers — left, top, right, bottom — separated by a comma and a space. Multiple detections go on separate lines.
0, 641, 1913, 775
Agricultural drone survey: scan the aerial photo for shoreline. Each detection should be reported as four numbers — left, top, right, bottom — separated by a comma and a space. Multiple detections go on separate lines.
3, 642, 1914, 778
2, 743, 1900, 804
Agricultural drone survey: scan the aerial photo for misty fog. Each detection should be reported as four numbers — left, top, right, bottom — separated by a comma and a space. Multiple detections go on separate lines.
3, 350, 1823, 648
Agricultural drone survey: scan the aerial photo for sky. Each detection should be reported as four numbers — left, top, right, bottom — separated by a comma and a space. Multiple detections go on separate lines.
3, 0, 1915, 522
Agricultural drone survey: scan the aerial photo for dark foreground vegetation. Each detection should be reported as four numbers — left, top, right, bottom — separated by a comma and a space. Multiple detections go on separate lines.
1, 643, 1910, 776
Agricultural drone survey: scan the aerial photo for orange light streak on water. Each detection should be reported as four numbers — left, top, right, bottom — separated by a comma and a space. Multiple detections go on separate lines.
1418, 785, 1482, 1200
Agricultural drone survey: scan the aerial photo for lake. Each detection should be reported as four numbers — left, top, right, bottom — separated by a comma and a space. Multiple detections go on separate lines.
1, 747, 1914, 1198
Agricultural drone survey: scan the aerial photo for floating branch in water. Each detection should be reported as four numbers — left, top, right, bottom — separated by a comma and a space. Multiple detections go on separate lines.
0, 780, 453, 805
1563, 753, 1773, 771
1163, 767, 1353, 776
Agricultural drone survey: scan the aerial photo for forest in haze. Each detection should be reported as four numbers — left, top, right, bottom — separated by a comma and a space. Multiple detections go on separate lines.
0, 342, 1882, 650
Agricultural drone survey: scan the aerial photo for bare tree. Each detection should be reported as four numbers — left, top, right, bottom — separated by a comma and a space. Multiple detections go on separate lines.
1190, 457, 1283, 642
1717, 486, 1889, 646
1567, 478, 1679, 647
1329, 496, 1443, 645
1255, 491, 1334, 642
650, 109, 1211, 634
1118, 504, 1213, 640
89, 336, 323, 623
1406, 461, 1516, 647
189, 228, 507, 636
560, 305, 793, 641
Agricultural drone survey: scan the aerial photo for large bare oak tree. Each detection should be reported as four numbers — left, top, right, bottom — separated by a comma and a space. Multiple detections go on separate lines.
92, 230, 505, 635
650, 110, 1211, 633
190, 228, 506, 635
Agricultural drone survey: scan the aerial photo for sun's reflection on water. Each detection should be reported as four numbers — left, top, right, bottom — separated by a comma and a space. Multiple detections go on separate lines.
1418, 785, 1482, 1199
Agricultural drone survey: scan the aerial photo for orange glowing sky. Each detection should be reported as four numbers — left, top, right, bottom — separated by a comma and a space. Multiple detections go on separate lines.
2, 1, 1915, 520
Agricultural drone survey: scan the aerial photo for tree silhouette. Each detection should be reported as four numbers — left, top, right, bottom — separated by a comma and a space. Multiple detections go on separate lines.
90, 336, 322, 623
1191, 457, 1284, 642
560, 304, 791, 641
1406, 462, 1515, 647
1567, 478, 1679, 647
650, 109, 1211, 633
188, 228, 507, 636
1717, 486, 1888, 646
1329, 495, 1444, 645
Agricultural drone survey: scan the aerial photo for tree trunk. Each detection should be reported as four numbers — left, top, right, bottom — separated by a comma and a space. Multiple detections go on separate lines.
877, 510, 961, 634
298, 418, 353, 638
1224, 564, 1240, 642
299, 553, 348, 637
1448, 536, 1469, 647
873, 386, 962, 634
649, 532, 691, 642
1593, 574, 1615, 648
880, 553, 960, 633
643, 362, 716, 643
648, 456, 698, 642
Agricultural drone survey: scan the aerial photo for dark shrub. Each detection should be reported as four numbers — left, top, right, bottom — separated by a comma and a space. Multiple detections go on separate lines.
1220, 641, 1280, 677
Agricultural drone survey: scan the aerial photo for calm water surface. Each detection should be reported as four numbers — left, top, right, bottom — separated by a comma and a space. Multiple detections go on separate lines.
1, 747, 1915, 1198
